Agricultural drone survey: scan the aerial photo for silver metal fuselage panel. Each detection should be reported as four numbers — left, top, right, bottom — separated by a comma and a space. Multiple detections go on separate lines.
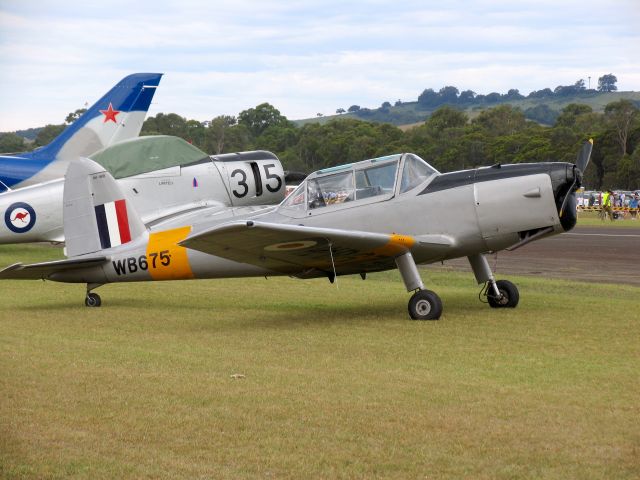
19, 154, 570, 286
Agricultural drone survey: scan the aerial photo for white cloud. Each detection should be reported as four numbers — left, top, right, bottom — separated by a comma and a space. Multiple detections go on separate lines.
0, 0, 639, 130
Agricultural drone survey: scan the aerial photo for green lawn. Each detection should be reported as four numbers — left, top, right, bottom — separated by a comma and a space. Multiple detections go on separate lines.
577, 211, 640, 227
1, 245, 639, 479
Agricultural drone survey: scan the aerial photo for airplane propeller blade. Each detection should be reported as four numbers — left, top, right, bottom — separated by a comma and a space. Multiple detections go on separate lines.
576, 138, 593, 173
559, 139, 593, 218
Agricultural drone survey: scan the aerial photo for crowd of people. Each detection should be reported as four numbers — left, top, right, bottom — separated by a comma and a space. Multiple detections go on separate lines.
586, 190, 640, 221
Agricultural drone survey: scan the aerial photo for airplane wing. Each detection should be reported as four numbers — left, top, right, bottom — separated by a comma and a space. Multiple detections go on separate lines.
0, 256, 107, 280
180, 221, 452, 278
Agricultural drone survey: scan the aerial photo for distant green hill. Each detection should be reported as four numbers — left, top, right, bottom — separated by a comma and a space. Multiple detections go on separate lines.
5, 91, 640, 139
13, 127, 41, 141
296, 91, 640, 128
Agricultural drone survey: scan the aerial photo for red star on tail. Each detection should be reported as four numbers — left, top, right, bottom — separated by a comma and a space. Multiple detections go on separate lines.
100, 102, 121, 123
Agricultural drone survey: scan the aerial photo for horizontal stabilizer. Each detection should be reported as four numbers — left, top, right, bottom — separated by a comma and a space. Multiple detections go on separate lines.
180, 221, 451, 277
0, 256, 107, 280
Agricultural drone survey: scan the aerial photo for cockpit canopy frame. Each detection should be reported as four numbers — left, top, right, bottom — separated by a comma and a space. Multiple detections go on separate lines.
281, 153, 439, 214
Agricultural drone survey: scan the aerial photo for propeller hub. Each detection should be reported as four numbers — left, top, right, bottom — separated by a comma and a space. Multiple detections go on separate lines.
552, 163, 580, 232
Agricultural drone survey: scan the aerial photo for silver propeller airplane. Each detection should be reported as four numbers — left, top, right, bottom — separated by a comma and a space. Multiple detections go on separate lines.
0, 140, 592, 320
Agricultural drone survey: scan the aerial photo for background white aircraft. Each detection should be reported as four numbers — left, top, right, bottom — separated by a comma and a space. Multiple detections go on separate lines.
0, 136, 286, 243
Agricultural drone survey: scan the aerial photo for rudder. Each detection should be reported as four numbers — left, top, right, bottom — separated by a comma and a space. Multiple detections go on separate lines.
44, 73, 163, 161
63, 158, 146, 257
1, 73, 163, 191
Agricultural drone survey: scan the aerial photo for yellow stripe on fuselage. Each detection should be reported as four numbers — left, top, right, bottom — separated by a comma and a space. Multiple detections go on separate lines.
146, 226, 194, 280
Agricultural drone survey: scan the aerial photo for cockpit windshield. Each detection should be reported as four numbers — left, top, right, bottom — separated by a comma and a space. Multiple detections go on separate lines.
400, 153, 438, 193
282, 183, 306, 209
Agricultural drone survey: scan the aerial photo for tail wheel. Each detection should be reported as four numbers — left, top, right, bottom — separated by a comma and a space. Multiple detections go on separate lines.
408, 290, 442, 320
487, 280, 519, 308
85, 292, 102, 307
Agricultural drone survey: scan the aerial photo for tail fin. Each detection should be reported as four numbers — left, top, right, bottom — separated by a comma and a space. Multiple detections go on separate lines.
63, 158, 146, 257
33, 72, 163, 161
0, 73, 162, 190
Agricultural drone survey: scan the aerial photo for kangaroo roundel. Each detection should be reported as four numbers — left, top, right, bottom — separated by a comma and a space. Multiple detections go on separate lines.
5, 202, 36, 233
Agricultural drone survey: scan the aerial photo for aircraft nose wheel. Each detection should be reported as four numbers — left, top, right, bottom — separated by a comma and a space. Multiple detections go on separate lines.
408, 290, 442, 320
85, 292, 102, 307
487, 280, 519, 308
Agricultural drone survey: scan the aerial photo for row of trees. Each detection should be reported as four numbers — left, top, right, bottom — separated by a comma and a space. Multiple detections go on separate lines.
331, 75, 619, 116
1, 97, 639, 190
138, 100, 640, 190
328, 75, 621, 126
0, 106, 91, 152
414, 74, 618, 109
0, 124, 65, 153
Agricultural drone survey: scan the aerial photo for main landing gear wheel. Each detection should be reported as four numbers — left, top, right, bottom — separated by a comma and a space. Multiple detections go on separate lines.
85, 292, 102, 307
487, 280, 519, 309
408, 290, 442, 320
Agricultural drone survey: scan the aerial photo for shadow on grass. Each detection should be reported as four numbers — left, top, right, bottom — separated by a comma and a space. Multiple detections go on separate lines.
16, 295, 442, 331
12, 279, 521, 332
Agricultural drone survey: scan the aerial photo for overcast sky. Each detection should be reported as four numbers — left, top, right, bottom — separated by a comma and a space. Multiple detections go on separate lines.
1, 0, 639, 131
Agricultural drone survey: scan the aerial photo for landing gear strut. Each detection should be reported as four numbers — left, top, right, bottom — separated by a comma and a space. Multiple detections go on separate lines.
85, 283, 103, 307
396, 252, 442, 320
468, 254, 519, 309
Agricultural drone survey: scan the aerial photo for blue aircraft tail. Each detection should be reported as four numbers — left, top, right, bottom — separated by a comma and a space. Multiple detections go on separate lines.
0, 72, 163, 191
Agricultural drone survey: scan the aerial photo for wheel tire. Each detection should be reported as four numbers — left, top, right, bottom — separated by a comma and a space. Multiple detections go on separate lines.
85, 292, 102, 307
487, 280, 519, 308
408, 290, 442, 320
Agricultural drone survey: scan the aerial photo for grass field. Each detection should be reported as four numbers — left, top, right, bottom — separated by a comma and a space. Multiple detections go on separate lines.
577, 210, 640, 227
1, 243, 639, 479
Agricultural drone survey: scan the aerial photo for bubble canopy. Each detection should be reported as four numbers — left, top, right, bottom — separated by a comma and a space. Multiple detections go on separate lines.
90, 135, 209, 179
282, 153, 439, 211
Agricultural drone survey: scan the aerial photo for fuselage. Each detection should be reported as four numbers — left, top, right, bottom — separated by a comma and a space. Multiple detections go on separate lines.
47, 154, 578, 286
0, 149, 285, 244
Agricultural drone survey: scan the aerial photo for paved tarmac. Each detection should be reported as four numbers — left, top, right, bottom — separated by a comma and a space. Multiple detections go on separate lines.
431, 226, 640, 286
